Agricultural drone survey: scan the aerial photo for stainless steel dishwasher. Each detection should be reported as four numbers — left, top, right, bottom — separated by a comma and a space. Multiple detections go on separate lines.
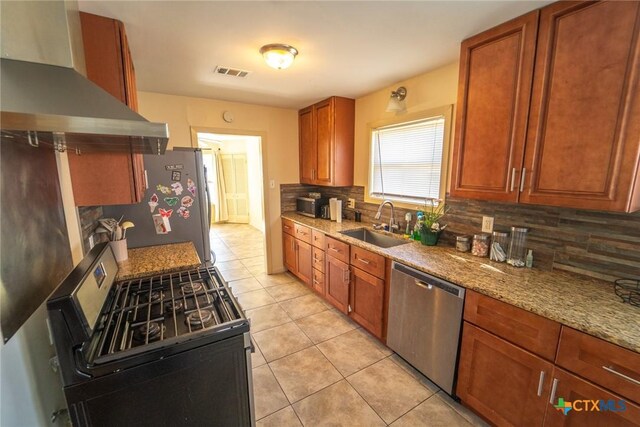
387, 262, 465, 395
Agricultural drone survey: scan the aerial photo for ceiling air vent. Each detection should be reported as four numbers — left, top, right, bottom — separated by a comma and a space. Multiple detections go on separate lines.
214, 66, 250, 78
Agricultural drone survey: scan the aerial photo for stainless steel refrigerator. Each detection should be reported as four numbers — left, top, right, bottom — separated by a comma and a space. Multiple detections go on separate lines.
103, 148, 211, 263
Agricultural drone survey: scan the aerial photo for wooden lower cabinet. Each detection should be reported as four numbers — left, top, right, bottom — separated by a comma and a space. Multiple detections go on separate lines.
296, 240, 313, 286
544, 368, 640, 427
457, 322, 553, 426
283, 232, 296, 272
325, 255, 350, 313
349, 267, 384, 339
282, 230, 312, 286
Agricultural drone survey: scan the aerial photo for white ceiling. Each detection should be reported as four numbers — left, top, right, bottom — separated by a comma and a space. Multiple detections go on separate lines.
78, 1, 549, 109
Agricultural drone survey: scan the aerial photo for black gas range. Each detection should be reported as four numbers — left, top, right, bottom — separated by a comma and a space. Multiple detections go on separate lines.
47, 242, 254, 426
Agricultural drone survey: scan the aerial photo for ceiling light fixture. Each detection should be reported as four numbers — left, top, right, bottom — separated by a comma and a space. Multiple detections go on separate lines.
259, 44, 298, 70
386, 86, 407, 113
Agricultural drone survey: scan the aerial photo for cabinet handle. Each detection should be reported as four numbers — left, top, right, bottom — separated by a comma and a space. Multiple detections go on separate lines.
356, 256, 370, 265
343, 269, 350, 283
510, 168, 517, 192
549, 378, 559, 404
329, 247, 340, 253
144, 170, 149, 190
520, 168, 527, 192
537, 371, 545, 397
348, 304, 352, 313
602, 365, 640, 386
283, 225, 291, 230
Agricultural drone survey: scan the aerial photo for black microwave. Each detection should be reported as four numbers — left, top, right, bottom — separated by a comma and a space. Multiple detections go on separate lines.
296, 197, 327, 218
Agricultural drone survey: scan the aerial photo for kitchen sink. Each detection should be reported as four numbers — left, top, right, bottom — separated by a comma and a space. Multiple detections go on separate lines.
340, 228, 409, 248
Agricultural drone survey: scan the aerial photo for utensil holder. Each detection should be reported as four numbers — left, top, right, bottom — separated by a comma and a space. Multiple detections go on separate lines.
111, 239, 128, 262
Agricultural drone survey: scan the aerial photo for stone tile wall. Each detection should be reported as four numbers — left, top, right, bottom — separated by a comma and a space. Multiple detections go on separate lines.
280, 184, 640, 282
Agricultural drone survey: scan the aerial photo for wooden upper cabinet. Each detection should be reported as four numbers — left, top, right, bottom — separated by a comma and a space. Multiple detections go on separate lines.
450, 11, 539, 202
521, 1, 640, 212
68, 12, 145, 206
298, 96, 355, 187
299, 106, 315, 184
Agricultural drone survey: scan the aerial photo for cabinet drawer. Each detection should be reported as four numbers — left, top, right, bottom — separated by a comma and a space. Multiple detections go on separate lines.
294, 223, 312, 244
464, 290, 561, 361
312, 247, 325, 273
350, 246, 385, 279
312, 269, 325, 296
282, 218, 295, 236
556, 327, 640, 405
325, 237, 349, 263
311, 230, 325, 249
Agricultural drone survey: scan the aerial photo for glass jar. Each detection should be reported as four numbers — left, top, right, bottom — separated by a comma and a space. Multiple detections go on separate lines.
507, 227, 529, 267
456, 235, 471, 252
472, 234, 490, 257
490, 231, 509, 262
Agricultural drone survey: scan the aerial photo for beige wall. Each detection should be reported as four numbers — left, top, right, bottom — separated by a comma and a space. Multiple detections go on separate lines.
354, 62, 460, 201
138, 91, 299, 272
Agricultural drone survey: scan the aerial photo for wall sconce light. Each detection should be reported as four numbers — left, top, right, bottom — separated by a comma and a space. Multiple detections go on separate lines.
259, 44, 298, 70
386, 86, 407, 113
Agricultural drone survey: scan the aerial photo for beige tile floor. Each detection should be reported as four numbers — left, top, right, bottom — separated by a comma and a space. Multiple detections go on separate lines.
211, 223, 488, 427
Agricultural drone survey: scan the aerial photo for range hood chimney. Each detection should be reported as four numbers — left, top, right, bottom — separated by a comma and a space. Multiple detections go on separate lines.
0, 1, 169, 154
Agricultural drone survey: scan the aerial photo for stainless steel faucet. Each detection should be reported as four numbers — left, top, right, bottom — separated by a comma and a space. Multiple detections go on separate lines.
374, 200, 399, 232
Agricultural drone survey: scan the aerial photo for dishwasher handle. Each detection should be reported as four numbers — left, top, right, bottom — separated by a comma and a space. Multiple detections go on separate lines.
392, 261, 465, 299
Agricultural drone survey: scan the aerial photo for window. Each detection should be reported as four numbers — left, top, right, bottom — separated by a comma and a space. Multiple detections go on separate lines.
370, 115, 446, 204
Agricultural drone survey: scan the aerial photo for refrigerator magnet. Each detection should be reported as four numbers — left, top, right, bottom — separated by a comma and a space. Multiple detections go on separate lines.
164, 197, 179, 207
152, 214, 170, 234
178, 207, 190, 219
156, 184, 172, 195
171, 182, 183, 195
148, 193, 159, 213
181, 195, 194, 208
187, 178, 196, 197
171, 171, 182, 181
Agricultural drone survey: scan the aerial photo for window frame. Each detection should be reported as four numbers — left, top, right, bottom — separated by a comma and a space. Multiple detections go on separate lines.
366, 105, 453, 209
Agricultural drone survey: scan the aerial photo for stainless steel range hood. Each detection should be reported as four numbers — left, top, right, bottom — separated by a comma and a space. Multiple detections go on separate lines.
0, 1, 169, 154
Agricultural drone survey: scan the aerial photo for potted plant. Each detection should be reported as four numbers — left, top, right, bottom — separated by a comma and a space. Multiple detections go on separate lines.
96, 217, 135, 262
420, 199, 448, 246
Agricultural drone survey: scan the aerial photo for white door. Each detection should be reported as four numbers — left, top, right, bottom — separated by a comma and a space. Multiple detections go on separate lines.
221, 154, 249, 223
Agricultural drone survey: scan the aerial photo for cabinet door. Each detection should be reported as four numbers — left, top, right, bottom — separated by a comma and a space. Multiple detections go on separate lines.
71, 13, 143, 206
299, 106, 315, 184
314, 98, 333, 185
450, 11, 538, 202
544, 368, 640, 427
325, 255, 350, 314
457, 322, 553, 426
283, 232, 296, 273
295, 239, 313, 286
522, 1, 640, 212
349, 267, 384, 339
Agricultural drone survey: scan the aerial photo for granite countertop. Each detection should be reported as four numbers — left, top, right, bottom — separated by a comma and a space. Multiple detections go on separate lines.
282, 212, 640, 353
116, 242, 202, 281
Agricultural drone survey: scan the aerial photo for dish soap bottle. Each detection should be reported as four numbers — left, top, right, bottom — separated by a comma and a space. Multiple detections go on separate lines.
525, 249, 533, 268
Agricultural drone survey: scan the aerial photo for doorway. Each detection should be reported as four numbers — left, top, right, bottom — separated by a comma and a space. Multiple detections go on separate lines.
195, 131, 268, 269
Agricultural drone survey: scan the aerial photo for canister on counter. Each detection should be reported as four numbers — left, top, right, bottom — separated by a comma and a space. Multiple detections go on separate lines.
490, 231, 509, 262
472, 233, 491, 257
507, 227, 529, 267
456, 235, 471, 252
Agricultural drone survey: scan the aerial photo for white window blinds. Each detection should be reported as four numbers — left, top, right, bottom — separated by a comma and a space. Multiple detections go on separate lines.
370, 117, 445, 204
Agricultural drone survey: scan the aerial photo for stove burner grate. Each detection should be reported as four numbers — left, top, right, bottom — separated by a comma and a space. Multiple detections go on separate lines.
180, 281, 204, 294
186, 309, 215, 328
165, 300, 184, 313
133, 321, 165, 342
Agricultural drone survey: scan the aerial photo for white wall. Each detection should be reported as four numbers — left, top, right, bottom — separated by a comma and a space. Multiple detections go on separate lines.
245, 138, 264, 232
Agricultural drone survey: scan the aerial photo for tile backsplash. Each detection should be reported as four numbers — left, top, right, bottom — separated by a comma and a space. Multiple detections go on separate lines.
78, 206, 106, 254
280, 184, 640, 282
